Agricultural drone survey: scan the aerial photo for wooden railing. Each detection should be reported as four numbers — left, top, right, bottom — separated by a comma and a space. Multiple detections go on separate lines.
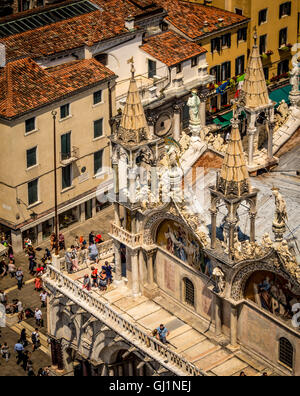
44, 265, 207, 377
110, 223, 143, 248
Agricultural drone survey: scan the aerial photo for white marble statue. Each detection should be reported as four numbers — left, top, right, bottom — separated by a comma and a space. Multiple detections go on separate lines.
290, 59, 300, 93
272, 188, 288, 227
187, 89, 201, 124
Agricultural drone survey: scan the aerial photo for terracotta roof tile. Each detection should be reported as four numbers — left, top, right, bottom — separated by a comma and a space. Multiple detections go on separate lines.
157, 0, 249, 40
140, 31, 206, 66
0, 58, 116, 119
0, 10, 129, 61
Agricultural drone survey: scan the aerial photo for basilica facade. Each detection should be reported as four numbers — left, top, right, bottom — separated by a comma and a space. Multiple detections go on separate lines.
43, 44, 300, 377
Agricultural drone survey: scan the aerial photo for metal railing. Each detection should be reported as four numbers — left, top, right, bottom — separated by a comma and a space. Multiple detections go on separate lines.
44, 265, 207, 377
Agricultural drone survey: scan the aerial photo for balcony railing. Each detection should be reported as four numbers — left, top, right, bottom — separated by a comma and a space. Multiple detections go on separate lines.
60, 147, 79, 166
110, 223, 143, 249
43, 265, 207, 377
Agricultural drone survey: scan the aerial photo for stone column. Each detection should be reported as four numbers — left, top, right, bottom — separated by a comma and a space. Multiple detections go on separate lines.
80, 203, 85, 223
138, 249, 146, 288
37, 223, 43, 245
267, 120, 274, 160
113, 202, 121, 227
52, 254, 61, 270
214, 294, 222, 336
230, 305, 238, 348
128, 360, 134, 376
247, 129, 256, 166
113, 240, 122, 283
147, 116, 155, 139
131, 212, 137, 234
92, 198, 97, 218
11, 229, 23, 254
210, 209, 217, 249
147, 251, 155, 286
249, 212, 256, 243
173, 104, 181, 141
199, 101, 206, 126
130, 249, 140, 297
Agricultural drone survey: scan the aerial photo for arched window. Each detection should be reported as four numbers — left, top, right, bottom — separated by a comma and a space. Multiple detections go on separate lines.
279, 338, 293, 369
183, 278, 195, 307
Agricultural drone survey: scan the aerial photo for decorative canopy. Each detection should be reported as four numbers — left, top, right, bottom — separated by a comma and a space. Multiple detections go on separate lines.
217, 117, 250, 197
118, 58, 150, 145
240, 33, 270, 109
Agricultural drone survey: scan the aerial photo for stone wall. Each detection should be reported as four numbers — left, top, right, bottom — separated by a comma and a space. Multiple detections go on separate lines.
155, 249, 213, 321
238, 302, 300, 376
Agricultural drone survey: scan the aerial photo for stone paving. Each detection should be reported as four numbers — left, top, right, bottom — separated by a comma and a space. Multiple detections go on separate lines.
70, 266, 278, 377
0, 323, 51, 376
0, 206, 114, 376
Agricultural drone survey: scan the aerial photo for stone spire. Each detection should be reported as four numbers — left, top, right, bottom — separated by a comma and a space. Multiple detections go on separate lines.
217, 115, 250, 197
241, 31, 270, 109
118, 57, 150, 144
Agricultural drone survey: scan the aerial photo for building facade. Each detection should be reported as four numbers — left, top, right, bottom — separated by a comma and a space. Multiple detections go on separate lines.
194, 0, 300, 81
43, 65, 300, 377
0, 57, 117, 252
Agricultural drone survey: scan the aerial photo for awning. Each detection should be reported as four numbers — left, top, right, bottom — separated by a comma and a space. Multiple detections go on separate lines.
213, 110, 246, 129
213, 110, 233, 128
269, 85, 292, 106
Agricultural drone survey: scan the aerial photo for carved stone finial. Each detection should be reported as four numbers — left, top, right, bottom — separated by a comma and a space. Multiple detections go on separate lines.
127, 56, 135, 80
253, 27, 258, 46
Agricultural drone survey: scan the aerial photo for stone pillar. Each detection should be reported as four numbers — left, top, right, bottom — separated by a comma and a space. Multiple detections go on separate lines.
108, 367, 115, 376
37, 223, 43, 245
52, 254, 61, 271
173, 104, 181, 141
130, 249, 140, 297
118, 365, 124, 376
210, 209, 217, 249
113, 240, 122, 283
147, 116, 155, 139
131, 212, 137, 234
92, 198, 97, 218
11, 229, 23, 253
147, 251, 155, 286
230, 305, 238, 348
80, 203, 85, 223
128, 361, 134, 376
249, 212, 256, 243
247, 129, 256, 166
113, 202, 121, 227
267, 119, 274, 160
214, 294, 222, 336
138, 250, 146, 288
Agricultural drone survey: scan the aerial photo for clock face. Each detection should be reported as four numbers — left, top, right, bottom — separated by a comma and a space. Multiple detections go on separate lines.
155, 113, 172, 137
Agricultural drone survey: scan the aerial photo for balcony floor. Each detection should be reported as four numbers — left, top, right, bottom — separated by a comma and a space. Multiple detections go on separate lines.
68, 266, 279, 376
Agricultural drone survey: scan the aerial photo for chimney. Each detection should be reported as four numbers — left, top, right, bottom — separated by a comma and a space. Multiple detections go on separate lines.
0, 44, 6, 68
125, 15, 135, 31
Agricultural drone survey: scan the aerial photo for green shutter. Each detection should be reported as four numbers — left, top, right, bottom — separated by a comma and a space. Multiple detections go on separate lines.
26, 147, 37, 168
94, 119, 103, 138
94, 150, 103, 175
28, 179, 38, 205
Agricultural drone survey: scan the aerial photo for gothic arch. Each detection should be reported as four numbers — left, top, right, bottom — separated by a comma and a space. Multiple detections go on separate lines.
230, 259, 300, 301
142, 205, 188, 246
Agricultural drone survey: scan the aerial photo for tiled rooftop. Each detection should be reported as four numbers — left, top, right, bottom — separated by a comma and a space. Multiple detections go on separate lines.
157, 0, 249, 40
0, 58, 116, 119
0, 9, 129, 61
0, 0, 248, 62
140, 30, 206, 66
